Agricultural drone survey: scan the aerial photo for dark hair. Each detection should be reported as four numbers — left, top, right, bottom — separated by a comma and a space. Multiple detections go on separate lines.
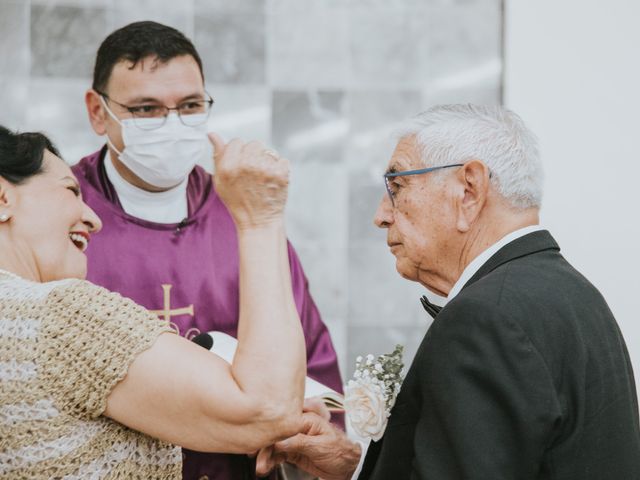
92, 21, 204, 93
0, 126, 60, 185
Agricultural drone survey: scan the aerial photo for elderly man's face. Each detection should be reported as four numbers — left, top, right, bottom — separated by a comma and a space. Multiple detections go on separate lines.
374, 136, 458, 296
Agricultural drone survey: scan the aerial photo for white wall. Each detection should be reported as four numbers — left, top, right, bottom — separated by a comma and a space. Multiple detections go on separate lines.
504, 0, 640, 396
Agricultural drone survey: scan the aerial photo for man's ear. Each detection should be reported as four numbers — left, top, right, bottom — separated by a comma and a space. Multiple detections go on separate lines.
86, 89, 107, 136
455, 159, 491, 232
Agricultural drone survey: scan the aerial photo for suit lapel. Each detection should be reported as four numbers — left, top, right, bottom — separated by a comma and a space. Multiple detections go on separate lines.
359, 437, 383, 479
460, 230, 560, 294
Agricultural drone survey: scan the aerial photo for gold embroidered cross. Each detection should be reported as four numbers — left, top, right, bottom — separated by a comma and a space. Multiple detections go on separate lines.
150, 284, 194, 322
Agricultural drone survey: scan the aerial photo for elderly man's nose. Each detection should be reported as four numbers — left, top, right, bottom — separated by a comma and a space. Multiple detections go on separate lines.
374, 195, 393, 228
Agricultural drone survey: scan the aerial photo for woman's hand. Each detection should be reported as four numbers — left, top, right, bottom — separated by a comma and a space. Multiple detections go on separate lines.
209, 133, 289, 230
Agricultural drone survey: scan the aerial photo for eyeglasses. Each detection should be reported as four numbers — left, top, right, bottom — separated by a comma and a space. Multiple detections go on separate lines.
383, 164, 463, 206
96, 90, 215, 130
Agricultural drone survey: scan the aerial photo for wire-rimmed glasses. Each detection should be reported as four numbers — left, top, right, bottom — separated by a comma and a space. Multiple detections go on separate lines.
97, 90, 215, 130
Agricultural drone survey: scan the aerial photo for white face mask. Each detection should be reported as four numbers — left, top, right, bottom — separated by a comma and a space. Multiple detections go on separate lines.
102, 97, 212, 189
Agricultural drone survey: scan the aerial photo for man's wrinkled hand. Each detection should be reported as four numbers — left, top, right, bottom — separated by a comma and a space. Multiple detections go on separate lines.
252, 398, 331, 475
255, 412, 361, 480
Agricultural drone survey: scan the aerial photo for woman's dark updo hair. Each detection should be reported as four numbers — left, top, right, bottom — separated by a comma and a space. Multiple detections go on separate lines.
0, 126, 60, 185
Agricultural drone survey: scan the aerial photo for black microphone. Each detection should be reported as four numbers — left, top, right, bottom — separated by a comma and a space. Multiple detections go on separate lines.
175, 217, 188, 234
191, 332, 214, 350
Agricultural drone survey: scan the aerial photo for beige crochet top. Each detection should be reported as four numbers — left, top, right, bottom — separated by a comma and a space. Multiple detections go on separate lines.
0, 270, 181, 479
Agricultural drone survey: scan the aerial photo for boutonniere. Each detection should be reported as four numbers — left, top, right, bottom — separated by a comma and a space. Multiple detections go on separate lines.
344, 345, 404, 441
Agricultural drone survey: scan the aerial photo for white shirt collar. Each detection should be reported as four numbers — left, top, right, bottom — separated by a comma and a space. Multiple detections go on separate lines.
104, 154, 188, 224
446, 225, 545, 301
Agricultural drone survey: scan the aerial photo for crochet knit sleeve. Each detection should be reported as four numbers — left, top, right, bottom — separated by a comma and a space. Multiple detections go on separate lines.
37, 279, 175, 419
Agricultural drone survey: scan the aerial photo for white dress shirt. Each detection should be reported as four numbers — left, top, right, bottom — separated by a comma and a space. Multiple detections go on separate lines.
349, 224, 544, 479
104, 155, 189, 224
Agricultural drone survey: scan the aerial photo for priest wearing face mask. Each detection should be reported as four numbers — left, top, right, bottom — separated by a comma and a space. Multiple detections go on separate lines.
73, 21, 344, 480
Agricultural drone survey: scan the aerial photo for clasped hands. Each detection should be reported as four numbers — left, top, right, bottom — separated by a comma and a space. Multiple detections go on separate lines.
254, 398, 362, 480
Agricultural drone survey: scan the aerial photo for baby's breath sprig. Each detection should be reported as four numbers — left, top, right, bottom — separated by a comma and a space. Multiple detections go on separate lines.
353, 344, 404, 411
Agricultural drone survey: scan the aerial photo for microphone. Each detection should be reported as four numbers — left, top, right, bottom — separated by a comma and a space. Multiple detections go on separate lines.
175, 217, 188, 234
191, 332, 214, 350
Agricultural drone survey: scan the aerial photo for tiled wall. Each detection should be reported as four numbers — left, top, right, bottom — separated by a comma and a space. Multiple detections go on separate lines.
0, 0, 503, 379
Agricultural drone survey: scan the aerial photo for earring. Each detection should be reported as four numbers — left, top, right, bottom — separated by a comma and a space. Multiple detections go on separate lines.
0, 214, 9, 222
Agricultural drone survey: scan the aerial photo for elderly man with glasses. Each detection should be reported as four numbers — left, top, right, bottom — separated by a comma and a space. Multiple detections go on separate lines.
72, 21, 344, 480
257, 104, 640, 480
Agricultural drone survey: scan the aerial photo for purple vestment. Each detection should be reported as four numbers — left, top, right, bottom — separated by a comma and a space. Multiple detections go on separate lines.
73, 147, 344, 480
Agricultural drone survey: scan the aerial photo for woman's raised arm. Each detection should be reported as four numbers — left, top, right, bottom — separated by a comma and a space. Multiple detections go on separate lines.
103, 135, 306, 453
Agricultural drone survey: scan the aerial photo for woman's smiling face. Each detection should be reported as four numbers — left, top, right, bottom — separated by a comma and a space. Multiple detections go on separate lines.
2, 150, 102, 282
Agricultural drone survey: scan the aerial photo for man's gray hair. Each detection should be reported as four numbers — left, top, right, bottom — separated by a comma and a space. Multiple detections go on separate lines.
398, 104, 543, 209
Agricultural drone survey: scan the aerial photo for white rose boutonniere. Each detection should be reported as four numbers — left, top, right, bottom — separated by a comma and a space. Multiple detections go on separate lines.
345, 345, 404, 441
344, 379, 387, 441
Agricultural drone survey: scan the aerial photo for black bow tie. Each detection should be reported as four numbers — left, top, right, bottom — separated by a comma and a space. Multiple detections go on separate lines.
420, 295, 442, 319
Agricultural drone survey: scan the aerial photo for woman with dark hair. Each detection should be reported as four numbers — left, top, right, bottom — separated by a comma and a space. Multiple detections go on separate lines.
0, 126, 305, 478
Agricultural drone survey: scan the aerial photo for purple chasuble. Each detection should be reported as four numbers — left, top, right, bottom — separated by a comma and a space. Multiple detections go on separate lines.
73, 148, 344, 480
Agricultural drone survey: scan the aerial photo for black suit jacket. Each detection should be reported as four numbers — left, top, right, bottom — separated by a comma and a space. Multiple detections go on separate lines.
360, 231, 640, 479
